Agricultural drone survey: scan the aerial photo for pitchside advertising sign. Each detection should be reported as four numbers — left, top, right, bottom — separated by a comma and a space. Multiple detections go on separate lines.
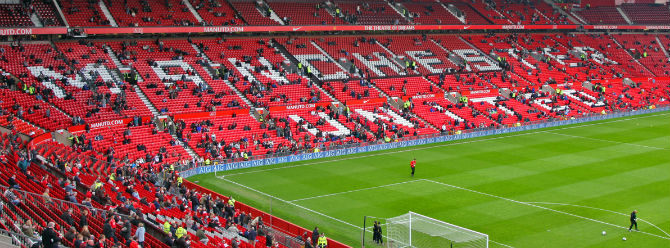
179, 106, 669, 178
3, 25, 670, 36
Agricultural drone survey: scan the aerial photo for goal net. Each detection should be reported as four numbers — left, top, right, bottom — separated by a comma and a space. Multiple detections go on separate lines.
385, 212, 488, 248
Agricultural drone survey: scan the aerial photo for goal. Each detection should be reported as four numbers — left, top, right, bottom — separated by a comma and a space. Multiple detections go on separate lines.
385, 211, 488, 248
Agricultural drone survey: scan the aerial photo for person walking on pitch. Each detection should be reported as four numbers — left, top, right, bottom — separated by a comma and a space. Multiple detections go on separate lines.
410, 158, 416, 177
629, 210, 638, 231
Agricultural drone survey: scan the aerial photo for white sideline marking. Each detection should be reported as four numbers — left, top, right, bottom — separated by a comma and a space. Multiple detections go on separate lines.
223, 113, 669, 178
423, 179, 670, 241
289, 180, 422, 202
491, 240, 515, 248
221, 178, 361, 230
526, 201, 670, 238
221, 177, 515, 247
280, 177, 670, 241
540, 131, 669, 150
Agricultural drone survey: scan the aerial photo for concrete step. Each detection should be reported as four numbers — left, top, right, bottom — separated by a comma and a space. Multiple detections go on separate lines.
133, 85, 159, 116
99, 0, 119, 27
182, 0, 203, 24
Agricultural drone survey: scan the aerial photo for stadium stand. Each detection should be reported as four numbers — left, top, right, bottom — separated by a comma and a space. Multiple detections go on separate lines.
59, 0, 111, 27
0, 4, 33, 27
33, 0, 65, 26
188, 0, 243, 26
1, 1, 670, 247
451, 2, 493, 24
620, 3, 670, 24
400, 1, 462, 25
574, 6, 627, 24
333, 0, 408, 25
229, 0, 279, 26
106, 0, 199, 27
267, 0, 346, 25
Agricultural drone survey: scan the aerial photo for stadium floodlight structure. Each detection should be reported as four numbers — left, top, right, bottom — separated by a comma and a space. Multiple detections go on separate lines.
385, 211, 488, 248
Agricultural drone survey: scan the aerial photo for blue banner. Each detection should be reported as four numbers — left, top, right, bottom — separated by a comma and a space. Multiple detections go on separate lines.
181, 107, 669, 178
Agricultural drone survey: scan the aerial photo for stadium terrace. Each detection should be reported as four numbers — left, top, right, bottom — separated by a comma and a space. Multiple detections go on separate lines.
0, 0, 668, 248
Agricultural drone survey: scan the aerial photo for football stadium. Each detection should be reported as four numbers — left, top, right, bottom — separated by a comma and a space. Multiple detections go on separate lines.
0, 0, 668, 247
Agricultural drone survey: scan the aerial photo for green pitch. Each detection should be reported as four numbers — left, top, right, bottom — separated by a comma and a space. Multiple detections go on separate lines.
190, 112, 670, 248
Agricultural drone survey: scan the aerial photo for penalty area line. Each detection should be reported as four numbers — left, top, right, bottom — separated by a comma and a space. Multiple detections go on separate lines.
288, 180, 423, 203
422, 179, 670, 241
539, 131, 669, 150
526, 201, 670, 239
218, 176, 515, 248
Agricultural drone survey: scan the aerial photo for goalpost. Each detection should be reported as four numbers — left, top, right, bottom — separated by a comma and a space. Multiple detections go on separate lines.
385, 211, 488, 248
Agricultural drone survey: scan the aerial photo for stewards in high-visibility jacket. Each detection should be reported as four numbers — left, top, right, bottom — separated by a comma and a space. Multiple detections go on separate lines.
163, 221, 171, 234
317, 233, 328, 248
175, 226, 186, 239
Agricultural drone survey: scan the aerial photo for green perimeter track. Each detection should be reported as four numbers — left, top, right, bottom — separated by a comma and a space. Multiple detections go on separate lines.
191, 112, 670, 248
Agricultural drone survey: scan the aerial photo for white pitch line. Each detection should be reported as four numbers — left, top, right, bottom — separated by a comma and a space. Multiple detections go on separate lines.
540, 131, 669, 150
220, 177, 361, 230
491, 240, 515, 248
222, 112, 669, 178
289, 180, 422, 202
221, 177, 514, 247
422, 179, 670, 241
526, 201, 670, 238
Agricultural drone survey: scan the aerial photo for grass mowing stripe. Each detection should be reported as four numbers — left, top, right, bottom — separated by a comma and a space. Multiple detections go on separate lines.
222, 176, 517, 248
220, 177, 361, 229
423, 179, 670, 241
292, 177, 670, 241
539, 131, 669, 150
525, 202, 670, 238
193, 112, 669, 247
222, 112, 669, 178
289, 180, 422, 202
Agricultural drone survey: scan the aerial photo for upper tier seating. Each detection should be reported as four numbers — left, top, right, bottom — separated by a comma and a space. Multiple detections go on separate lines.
196, 38, 332, 107
0, 43, 151, 124
60, 0, 111, 27
34, 0, 64, 26
451, 2, 492, 24
108, 0, 198, 27
229, 0, 278, 25
402, 2, 462, 24
276, 37, 349, 81
189, 0, 243, 26
334, 0, 408, 25
0, 4, 33, 27
574, 6, 627, 24
313, 36, 406, 78
467, 0, 511, 24
490, 0, 552, 24
384, 35, 459, 75
564, 34, 651, 78
267, 0, 346, 25
621, 3, 670, 24
103, 39, 247, 114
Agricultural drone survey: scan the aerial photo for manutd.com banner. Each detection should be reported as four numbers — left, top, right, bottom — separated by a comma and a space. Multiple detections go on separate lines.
82, 24, 670, 34
179, 106, 669, 178
3, 25, 670, 36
